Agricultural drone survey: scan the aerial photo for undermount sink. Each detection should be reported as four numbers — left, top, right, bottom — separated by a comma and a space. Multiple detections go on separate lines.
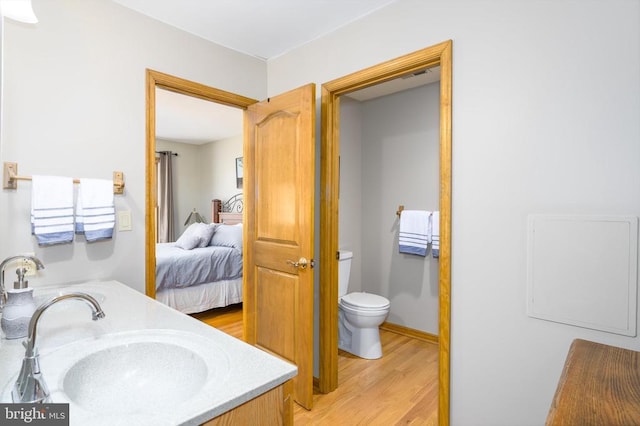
2, 329, 230, 419
64, 341, 208, 413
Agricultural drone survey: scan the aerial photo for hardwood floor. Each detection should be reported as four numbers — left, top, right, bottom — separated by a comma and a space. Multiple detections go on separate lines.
192, 305, 438, 425
192, 303, 244, 339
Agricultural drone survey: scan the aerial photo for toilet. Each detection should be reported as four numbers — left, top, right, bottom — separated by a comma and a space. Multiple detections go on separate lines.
338, 250, 390, 359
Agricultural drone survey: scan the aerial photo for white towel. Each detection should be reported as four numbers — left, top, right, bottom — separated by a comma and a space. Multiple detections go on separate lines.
432, 211, 440, 258
75, 178, 115, 242
31, 175, 75, 246
399, 210, 431, 256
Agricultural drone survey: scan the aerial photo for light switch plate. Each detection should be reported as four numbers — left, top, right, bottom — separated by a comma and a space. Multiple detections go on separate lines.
118, 210, 132, 231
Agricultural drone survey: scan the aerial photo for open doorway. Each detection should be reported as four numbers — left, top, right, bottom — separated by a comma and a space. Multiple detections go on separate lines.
338, 66, 441, 340
145, 70, 256, 336
147, 73, 317, 410
319, 41, 452, 425
153, 88, 243, 244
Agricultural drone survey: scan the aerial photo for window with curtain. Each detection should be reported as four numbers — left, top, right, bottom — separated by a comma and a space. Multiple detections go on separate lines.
156, 151, 175, 243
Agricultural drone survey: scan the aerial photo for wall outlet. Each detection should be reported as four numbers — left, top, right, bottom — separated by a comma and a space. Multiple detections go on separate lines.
21, 258, 38, 277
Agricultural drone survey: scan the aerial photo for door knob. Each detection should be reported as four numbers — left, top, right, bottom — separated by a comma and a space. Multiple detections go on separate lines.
287, 257, 308, 270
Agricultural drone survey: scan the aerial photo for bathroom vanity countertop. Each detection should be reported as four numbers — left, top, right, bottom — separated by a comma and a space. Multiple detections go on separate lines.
547, 339, 640, 425
0, 280, 297, 425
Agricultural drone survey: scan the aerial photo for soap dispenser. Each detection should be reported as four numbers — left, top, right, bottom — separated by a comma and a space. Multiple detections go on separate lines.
1, 268, 37, 339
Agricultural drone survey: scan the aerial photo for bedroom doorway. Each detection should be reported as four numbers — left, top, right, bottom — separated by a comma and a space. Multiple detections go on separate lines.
319, 41, 452, 425
147, 72, 317, 411
144, 69, 256, 313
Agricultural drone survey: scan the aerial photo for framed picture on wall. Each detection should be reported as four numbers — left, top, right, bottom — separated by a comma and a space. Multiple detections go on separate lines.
236, 157, 243, 189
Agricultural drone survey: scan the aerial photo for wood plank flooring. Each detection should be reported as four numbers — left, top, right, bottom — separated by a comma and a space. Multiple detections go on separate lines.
192, 305, 438, 425
192, 303, 244, 339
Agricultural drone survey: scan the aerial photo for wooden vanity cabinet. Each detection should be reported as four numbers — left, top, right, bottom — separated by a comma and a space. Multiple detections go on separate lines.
203, 381, 293, 426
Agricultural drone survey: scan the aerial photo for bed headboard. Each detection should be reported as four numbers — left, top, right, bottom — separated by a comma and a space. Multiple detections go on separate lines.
212, 193, 243, 224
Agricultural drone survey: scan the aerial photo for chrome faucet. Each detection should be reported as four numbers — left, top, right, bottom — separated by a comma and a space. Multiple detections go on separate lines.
12, 292, 105, 404
0, 255, 45, 311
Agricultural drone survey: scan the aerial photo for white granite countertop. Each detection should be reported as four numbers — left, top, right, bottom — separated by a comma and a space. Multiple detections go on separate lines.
0, 280, 297, 425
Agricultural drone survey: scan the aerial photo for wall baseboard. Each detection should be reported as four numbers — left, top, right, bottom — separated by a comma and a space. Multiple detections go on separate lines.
380, 321, 439, 345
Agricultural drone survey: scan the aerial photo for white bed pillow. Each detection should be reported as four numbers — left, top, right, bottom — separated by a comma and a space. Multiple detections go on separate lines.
175, 223, 217, 250
210, 223, 243, 251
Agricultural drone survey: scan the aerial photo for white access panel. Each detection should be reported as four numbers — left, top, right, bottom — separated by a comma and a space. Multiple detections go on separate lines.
527, 215, 638, 336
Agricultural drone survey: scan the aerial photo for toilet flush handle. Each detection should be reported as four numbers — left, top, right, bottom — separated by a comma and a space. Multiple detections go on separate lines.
287, 257, 310, 270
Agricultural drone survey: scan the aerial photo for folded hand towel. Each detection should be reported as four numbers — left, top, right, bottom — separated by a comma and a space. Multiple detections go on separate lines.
31, 175, 74, 246
432, 211, 440, 258
399, 210, 431, 256
75, 178, 115, 242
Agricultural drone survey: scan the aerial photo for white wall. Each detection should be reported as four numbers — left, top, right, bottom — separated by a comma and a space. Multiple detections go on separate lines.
338, 97, 363, 292
268, 1, 640, 424
156, 136, 242, 234
199, 134, 243, 220
0, 0, 266, 293
362, 83, 440, 333
340, 84, 440, 334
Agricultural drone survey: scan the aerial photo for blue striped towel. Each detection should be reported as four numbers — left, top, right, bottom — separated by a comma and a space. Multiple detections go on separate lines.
399, 210, 432, 256
31, 175, 75, 246
75, 178, 115, 242
432, 211, 440, 258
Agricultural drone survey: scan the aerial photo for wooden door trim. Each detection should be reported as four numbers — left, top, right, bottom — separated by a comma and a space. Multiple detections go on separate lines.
319, 40, 452, 425
145, 69, 257, 298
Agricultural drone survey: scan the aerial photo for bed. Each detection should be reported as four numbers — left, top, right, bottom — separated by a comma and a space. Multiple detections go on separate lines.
212, 193, 243, 225
155, 196, 244, 314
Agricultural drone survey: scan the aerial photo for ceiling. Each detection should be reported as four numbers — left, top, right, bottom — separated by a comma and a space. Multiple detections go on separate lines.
112, 0, 398, 60
155, 89, 243, 144
345, 67, 440, 102
129, 0, 439, 144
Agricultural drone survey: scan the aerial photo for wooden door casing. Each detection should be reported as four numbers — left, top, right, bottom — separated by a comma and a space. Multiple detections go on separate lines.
320, 40, 452, 425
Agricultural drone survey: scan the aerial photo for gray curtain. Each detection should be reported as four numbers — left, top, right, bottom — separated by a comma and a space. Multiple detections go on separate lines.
157, 151, 175, 243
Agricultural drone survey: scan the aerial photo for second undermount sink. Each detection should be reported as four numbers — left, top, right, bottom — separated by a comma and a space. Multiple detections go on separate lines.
64, 341, 208, 413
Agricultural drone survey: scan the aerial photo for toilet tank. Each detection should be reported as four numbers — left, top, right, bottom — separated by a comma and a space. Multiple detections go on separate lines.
338, 250, 353, 298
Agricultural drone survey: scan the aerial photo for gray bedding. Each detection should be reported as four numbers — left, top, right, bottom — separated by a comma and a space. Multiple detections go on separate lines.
155, 243, 243, 291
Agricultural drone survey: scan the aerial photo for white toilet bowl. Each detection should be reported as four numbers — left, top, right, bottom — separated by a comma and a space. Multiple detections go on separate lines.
338, 292, 390, 359
337, 250, 390, 360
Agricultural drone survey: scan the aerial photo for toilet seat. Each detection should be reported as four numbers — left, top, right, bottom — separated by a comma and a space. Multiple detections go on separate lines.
340, 292, 390, 311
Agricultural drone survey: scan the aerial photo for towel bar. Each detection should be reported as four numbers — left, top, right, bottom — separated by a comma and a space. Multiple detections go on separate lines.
396, 205, 405, 217
3, 162, 125, 195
